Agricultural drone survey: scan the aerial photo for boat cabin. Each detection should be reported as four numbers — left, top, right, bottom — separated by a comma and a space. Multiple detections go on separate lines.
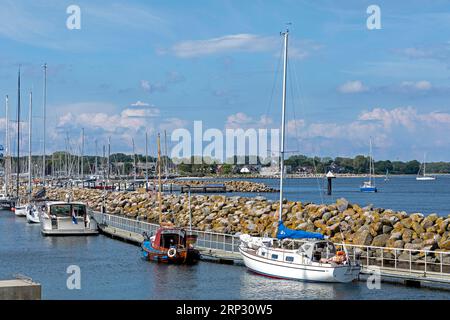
300, 240, 337, 262
153, 228, 186, 249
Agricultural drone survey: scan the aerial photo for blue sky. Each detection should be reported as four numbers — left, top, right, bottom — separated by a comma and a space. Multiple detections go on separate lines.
0, 0, 450, 161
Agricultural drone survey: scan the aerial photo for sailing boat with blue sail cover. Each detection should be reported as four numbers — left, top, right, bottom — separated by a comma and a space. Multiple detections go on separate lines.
238, 28, 360, 283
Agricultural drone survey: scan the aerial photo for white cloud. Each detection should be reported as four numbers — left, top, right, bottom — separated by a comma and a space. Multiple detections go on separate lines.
400, 80, 432, 91
131, 100, 150, 107
225, 112, 273, 129
121, 108, 160, 118
164, 34, 322, 59
338, 80, 368, 93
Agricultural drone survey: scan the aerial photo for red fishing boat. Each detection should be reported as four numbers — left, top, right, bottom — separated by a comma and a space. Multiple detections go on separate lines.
141, 225, 200, 264
140, 133, 200, 264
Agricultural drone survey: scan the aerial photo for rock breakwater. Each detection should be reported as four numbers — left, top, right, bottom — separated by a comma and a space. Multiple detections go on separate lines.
44, 188, 450, 254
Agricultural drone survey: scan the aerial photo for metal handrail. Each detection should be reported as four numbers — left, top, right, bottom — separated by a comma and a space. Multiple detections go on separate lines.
91, 211, 450, 277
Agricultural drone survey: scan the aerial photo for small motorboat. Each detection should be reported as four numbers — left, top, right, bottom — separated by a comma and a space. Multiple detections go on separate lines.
141, 225, 200, 264
40, 201, 98, 235
14, 204, 28, 217
26, 204, 40, 224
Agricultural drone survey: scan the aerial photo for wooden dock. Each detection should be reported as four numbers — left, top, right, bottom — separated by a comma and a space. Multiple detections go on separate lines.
180, 184, 227, 193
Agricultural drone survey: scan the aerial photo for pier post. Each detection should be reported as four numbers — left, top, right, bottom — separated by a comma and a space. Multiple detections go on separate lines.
326, 171, 336, 195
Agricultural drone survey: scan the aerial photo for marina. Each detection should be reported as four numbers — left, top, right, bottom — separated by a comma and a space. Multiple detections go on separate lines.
1, 206, 450, 299
1, 1, 450, 306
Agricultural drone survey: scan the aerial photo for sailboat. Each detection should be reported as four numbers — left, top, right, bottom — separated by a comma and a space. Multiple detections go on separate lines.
384, 169, 389, 182
13, 67, 27, 217
416, 153, 435, 181
238, 29, 360, 283
25, 90, 39, 224
360, 138, 377, 192
140, 133, 200, 264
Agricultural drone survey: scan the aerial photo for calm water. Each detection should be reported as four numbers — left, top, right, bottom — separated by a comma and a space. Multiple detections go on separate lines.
1, 210, 450, 299
211, 175, 450, 216
1, 176, 449, 299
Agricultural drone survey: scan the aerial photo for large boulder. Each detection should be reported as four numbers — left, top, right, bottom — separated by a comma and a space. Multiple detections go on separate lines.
352, 229, 373, 246
336, 198, 349, 212
371, 234, 390, 247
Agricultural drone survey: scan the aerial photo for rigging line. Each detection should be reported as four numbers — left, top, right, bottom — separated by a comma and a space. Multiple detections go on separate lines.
263, 38, 284, 126
292, 51, 325, 204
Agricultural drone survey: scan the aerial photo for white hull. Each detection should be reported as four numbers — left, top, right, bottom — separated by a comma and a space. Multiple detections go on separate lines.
14, 207, 27, 217
416, 176, 436, 181
240, 248, 360, 283
26, 211, 40, 224
40, 216, 98, 235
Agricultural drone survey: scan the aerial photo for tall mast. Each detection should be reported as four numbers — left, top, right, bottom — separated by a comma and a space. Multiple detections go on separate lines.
369, 138, 372, 183
164, 129, 168, 178
95, 139, 98, 176
81, 128, 84, 180
28, 90, 33, 196
132, 138, 136, 183
16, 67, 21, 199
4, 95, 9, 195
145, 131, 148, 190
278, 29, 288, 223
157, 133, 162, 225
42, 63, 47, 185
107, 136, 111, 180
423, 153, 426, 176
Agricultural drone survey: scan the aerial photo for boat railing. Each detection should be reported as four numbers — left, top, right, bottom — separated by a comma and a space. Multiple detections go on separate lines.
335, 243, 450, 279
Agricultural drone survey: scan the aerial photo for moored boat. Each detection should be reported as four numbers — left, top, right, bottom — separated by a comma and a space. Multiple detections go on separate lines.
238, 28, 360, 283
39, 200, 98, 235
141, 226, 200, 264
26, 204, 40, 224
239, 227, 360, 283
140, 133, 200, 265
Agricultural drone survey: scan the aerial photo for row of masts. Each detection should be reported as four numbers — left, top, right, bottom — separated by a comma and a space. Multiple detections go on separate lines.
2, 65, 46, 198
3, 65, 171, 199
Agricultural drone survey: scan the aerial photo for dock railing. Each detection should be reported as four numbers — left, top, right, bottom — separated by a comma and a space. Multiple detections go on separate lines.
91, 211, 450, 280
91, 211, 240, 253
335, 243, 450, 281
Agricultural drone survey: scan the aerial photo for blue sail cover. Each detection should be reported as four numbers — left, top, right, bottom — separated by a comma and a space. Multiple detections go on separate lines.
276, 221, 324, 240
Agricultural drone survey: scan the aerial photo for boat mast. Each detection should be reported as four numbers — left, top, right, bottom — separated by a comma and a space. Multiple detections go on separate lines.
28, 90, 32, 197
4, 95, 9, 195
278, 28, 289, 223
42, 63, 47, 186
16, 67, 21, 199
132, 138, 136, 183
164, 129, 168, 178
81, 128, 84, 181
145, 131, 148, 191
423, 153, 426, 177
157, 133, 162, 225
369, 138, 373, 184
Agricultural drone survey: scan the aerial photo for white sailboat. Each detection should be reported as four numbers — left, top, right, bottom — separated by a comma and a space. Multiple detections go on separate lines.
239, 28, 360, 283
416, 153, 435, 181
25, 90, 39, 224
14, 67, 27, 217
360, 138, 377, 192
